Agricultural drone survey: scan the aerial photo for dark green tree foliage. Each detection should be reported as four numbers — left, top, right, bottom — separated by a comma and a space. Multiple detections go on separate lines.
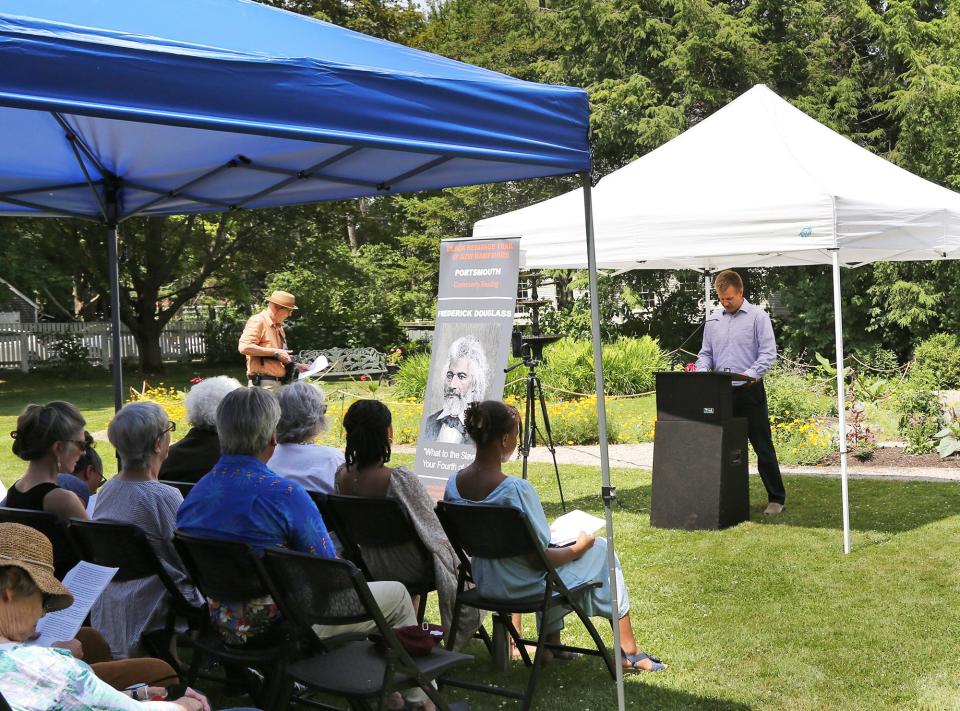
6, 0, 960, 370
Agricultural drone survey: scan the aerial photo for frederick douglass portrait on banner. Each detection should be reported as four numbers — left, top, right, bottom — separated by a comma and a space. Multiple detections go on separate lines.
423, 334, 489, 444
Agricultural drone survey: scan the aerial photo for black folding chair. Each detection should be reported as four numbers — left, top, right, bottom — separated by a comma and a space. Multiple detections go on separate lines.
69, 519, 204, 671
435, 501, 616, 710
324, 494, 436, 622
163, 481, 195, 499
0, 506, 81, 579
172, 531, 292, 711
262, 548, 471, 711
305, 491, 339, 536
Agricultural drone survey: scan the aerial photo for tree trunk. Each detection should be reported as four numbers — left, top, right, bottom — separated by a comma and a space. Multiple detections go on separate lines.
132, 322, 165, 375
347, 220, 359, 254
552, 270, 574, 309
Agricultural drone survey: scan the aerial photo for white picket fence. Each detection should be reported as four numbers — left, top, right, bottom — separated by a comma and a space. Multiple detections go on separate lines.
0, 322, 208, 371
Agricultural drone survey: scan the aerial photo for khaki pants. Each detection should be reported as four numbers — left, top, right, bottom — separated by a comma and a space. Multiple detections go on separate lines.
247, 378, 282, 393
312, 581, 430, 707
76, 627, 179, 689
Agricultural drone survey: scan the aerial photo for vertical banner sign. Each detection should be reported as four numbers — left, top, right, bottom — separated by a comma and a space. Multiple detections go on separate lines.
415, 237, 520, 499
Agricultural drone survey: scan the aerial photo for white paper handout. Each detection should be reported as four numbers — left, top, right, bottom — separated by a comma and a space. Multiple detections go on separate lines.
298, 354, 330, 380
549, 509, 605, 547
85, 493, 98, 517
28, 562, 117, 647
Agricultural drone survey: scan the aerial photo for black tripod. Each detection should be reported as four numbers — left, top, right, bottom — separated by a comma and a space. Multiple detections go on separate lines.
505, 355, 567, 512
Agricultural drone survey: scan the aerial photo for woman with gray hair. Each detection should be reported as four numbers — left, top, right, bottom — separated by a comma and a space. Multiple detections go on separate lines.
93, 401, 203, 659
268, 381, 344, 493
176, 389, 436, 710
159, 375, 242, 483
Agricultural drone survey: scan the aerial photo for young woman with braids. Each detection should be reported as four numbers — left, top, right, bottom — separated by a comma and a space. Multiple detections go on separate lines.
444, 400, 667, 673
335, 399, 483, 650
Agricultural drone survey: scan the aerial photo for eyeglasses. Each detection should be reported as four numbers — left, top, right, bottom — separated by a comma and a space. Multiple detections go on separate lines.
62, 439, 88, 452
157, 421, 177, 439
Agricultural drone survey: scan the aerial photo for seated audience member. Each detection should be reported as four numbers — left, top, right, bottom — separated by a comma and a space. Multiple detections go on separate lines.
92, 402, 203, 659
335, 399, 481, 649
0, 522, 211, 711
57, 431, 105, 507
159, 376, 242, 483
7, 401, 89, 521
177, 388, 434, 710
268, 381, 344, 493
444, 401, 667, 673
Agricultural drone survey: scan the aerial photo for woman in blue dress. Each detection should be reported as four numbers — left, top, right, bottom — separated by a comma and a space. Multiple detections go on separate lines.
444, 400, 666, 673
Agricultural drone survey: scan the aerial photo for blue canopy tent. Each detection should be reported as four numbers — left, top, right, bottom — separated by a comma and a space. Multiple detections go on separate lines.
0, 0, 627, 706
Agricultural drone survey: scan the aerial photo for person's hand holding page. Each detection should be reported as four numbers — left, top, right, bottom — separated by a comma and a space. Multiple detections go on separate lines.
574, 531, 596, 554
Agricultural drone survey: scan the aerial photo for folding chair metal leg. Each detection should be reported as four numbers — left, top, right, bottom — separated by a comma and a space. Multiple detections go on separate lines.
500, 614, 533, 667
474, 622, 493, 654
185, 645, 204, 688
446, 598, 463, 651
262, 658, 290, 711
570, 599, 617, 680
416, 592, 428, 624
520, 593, 553, 711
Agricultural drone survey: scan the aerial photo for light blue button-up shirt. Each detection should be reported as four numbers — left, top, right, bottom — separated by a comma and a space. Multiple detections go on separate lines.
695, 299, 777, 381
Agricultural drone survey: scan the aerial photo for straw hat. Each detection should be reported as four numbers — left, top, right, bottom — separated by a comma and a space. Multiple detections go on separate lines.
266, 290, 298, 311
0, 523, 73, 612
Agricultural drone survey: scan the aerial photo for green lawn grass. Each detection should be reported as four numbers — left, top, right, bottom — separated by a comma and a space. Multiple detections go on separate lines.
1, 369, 958, 708
410, 458, 960, 711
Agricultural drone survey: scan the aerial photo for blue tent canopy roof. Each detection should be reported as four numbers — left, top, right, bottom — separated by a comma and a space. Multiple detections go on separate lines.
0, 0, 590, 220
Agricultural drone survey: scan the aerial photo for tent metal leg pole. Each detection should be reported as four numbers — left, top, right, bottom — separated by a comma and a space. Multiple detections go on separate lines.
106, 188, 123, 413
831, 250, 851, 554
581, 173, 625, 711
704, 269, 712, 320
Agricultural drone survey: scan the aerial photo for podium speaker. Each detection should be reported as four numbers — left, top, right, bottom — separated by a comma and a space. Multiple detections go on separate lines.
650, 372, 750, 530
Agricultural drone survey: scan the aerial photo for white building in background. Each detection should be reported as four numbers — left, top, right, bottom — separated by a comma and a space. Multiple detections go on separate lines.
0, 278, 39, 323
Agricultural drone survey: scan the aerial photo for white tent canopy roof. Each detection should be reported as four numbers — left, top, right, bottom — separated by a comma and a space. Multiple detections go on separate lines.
474, 84, 960, 271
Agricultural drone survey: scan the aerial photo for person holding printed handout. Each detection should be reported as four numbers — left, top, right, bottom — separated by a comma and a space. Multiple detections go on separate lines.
0, 523, 235, 711
444, 400, 666, 672
695, 269, 787, 514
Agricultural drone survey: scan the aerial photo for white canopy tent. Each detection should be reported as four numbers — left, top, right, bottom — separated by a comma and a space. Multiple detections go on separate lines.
476, 84, 960, 553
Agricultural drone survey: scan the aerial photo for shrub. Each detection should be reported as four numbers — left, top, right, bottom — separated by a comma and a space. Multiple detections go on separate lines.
934, 411, 960, 459
846, 406, 876, 461
852, 345, 900, 374
771, 416, 835, 465
895, 386, 944, 454
43, 333, 93, 379
393, 352, 432, 401
129, 382, 187, 431
512, 396, 623, 445
203, 319, 245, 365
532, 337, 668, 399
911, 333, 960, 389
765, 368, 832, 421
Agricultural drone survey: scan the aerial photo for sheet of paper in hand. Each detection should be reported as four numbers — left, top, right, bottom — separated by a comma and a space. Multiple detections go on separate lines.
549, 509, 606, 547
28, 562, 118, 647
298, 354, 329, 380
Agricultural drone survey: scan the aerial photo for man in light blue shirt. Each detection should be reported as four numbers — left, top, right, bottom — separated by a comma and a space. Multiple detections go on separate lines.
695, 270, 786, 513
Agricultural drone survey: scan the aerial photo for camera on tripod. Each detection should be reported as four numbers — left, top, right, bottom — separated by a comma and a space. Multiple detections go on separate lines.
511, 330, 562, 363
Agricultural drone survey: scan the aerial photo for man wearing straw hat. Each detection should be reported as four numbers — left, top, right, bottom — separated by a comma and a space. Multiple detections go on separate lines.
238, 290, 307, 392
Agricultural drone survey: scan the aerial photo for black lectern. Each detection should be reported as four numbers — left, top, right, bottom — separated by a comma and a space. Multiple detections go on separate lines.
651, 372, 750, 530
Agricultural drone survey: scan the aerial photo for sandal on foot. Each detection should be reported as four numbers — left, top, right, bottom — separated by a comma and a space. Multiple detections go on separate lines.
621, 649, 667, 673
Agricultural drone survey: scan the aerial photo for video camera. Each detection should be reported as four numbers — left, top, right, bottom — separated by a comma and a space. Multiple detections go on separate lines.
511, 330, 562, 363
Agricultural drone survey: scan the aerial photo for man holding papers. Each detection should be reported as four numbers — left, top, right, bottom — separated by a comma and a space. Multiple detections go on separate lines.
695, 269, 786, 514
238, 289, 308, 391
